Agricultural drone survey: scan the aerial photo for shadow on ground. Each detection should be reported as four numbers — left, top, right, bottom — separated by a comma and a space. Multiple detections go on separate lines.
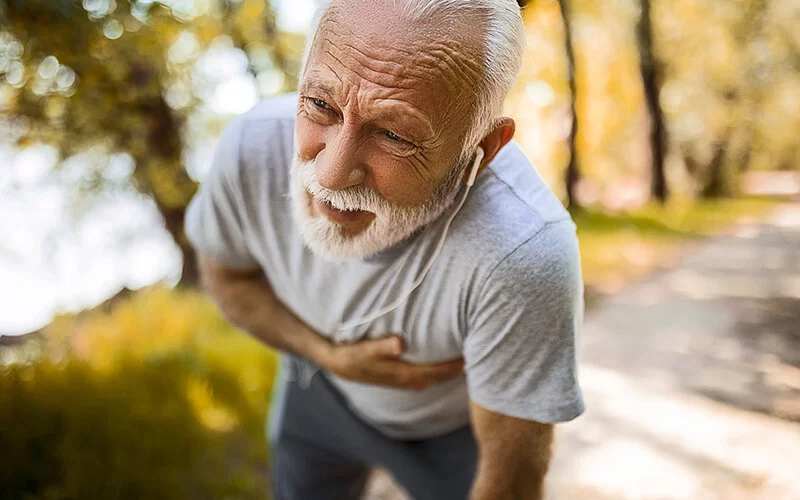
694, 296, 800, 421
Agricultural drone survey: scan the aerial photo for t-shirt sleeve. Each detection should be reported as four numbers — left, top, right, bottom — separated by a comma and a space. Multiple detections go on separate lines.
184, 117, 259, 270
464, 220, 585, 423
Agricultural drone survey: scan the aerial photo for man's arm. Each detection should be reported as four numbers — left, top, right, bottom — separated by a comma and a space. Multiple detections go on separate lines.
199, 255, 333, 364
463, 221, 584, 499
462, 221, 584, 499
469, 400, 554, 500
199, 255, 464, 390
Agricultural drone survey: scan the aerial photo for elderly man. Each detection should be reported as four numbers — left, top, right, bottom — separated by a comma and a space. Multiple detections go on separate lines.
186, 0, 584, 498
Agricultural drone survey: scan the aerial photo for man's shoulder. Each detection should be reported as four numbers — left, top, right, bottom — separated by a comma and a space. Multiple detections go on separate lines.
207, 94, 297, 213
228, 94, 298, 178
233, 92, 297, 160
483, 141, 569, 224
464, 217, 580, 294
450, 142, 577, 278
491, 219, 581, 287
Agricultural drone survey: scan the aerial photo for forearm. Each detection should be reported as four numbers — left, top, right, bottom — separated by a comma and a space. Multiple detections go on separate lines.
202, 267, 332, 366
468, 403, 554, 500
470, 457, 549, 500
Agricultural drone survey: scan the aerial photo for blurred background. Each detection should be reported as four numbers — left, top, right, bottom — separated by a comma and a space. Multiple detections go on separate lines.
1, 0, 798, 498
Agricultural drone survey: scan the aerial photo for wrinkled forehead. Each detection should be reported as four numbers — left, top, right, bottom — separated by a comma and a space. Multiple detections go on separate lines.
304, 0, 486, 126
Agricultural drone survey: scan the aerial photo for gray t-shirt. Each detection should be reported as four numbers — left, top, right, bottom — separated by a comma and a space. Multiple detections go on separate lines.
185, 93, 585, 439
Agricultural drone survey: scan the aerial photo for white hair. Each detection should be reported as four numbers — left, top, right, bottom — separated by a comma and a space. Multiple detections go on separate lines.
301, 0, 526, 150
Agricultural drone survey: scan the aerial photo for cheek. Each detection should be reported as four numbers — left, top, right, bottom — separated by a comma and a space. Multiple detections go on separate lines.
294, 119, 446, 207
361, 149, 437, 207
295, 118, 326, 162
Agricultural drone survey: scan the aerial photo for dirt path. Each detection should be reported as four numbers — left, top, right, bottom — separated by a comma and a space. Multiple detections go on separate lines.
547, 202, 800, 499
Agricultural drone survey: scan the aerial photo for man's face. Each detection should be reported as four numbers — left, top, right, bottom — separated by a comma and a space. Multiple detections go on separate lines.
291, 1, 483, 260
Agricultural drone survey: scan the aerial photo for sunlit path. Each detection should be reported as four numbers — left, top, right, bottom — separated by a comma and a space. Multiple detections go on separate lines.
547, 202, 800, 499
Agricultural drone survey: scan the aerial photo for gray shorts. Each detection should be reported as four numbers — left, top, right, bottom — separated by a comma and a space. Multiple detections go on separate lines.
267, 356, 478, 500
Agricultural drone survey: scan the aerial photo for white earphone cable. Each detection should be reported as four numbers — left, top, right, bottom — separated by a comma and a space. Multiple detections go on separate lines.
287, 147, 485, 388
336, 147, 485, 333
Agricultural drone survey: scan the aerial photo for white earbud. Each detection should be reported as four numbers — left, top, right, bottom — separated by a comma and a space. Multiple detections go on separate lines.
467, 146, 485, 187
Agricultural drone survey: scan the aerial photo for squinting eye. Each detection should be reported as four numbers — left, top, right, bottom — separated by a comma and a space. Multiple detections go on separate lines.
311, 98, 331, 110
379, 130, 417, 156
385, 130, 405, 142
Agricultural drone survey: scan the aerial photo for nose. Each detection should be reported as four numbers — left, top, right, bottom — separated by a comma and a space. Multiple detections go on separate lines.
315, 125, 367, 191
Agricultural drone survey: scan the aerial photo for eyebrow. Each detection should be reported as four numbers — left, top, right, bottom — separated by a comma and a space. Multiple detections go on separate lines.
300, 76, 339, 101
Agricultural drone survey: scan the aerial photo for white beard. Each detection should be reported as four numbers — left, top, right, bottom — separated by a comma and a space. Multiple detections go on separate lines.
290, 155, 466, 261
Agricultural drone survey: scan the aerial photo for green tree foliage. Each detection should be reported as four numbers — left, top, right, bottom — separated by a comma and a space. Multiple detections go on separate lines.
0, 0, 302, 286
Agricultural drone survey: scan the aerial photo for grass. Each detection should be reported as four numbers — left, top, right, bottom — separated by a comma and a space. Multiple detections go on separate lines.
573, 196, 787, 296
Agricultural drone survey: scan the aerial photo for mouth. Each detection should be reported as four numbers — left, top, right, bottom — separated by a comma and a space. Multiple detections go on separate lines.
309, 193, 375, 228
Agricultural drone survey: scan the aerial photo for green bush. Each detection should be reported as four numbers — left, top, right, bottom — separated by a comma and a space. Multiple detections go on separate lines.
0, 288, 278, 499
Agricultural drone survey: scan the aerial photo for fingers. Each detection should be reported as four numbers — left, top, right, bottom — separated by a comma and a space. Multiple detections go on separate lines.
409, 358, 465, 388
424, 358, 465, 381
364, 335, 405, 358
329, 336, 464, 390
381, 358, 465, 391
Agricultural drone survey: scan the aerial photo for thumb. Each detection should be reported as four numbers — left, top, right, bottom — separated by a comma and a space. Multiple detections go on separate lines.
369, 336, 404, 358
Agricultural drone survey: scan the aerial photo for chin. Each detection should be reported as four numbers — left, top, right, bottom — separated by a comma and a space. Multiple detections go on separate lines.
299, 220, 382, 261
290, 186, 389, 261
291, 211, 394, 262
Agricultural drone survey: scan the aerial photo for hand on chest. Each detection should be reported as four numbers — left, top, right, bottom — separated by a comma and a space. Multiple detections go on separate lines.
285, 264, 466, 363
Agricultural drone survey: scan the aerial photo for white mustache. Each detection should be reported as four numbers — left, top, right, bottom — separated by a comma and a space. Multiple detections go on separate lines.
296, 159, 389, 213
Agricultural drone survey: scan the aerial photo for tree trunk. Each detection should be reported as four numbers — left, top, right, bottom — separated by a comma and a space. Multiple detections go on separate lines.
161, 205, 200, 288
736, 137, 753, 174
140, 94, 199, 287
127, 69, 200, 287
637, 0, 669, 203
133, 171, 200, 288
701, 135, 733, 198
557, 0, 581, 209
